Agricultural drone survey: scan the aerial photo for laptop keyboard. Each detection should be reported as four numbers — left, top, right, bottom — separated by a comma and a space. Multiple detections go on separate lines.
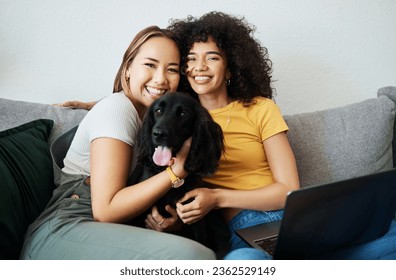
254, 235, 278, 256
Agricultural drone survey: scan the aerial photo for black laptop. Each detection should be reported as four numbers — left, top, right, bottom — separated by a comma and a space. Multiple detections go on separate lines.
236, 168, 396, 259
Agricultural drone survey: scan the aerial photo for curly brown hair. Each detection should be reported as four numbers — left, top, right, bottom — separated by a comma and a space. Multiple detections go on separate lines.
168, 11, 274, 105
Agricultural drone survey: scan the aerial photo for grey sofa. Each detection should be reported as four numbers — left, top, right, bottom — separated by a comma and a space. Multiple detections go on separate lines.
1, 86, 395, 259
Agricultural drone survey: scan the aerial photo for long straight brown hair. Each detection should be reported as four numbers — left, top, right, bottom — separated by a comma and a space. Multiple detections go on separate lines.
113, 26, 178, 96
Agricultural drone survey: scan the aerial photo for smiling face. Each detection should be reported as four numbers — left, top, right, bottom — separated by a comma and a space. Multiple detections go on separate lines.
184, 38, 230, 99
127, 36, 180, 116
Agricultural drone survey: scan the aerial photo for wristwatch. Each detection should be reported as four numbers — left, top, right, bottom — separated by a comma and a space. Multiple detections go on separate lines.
166, 166, 185, 188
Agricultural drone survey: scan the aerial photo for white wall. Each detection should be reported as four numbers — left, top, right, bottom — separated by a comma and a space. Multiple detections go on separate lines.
1, 0, 395, 115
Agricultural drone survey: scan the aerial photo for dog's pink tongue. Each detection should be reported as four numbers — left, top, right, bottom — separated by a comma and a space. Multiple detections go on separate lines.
153, 146, 172, 166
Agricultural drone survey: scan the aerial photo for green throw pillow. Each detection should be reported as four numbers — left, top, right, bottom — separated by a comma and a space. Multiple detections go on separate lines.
0, 119, 54, 259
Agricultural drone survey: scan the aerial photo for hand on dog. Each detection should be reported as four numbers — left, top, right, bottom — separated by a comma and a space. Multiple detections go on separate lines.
145, 205, 183, 232
52, 100, 96, 110
176, 188, 217, 224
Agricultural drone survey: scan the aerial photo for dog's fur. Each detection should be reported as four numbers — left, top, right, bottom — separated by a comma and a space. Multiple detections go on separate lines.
131, 91, 224, 219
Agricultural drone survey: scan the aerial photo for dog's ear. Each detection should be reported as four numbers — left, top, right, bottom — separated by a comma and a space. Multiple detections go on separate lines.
185, 108, 224, 176
137, 107, 156, 166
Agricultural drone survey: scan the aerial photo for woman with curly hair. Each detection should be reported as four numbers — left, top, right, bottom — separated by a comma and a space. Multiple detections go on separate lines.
164, 12, 396, 260
170, 12, 274, 105
157, 11, 299, 259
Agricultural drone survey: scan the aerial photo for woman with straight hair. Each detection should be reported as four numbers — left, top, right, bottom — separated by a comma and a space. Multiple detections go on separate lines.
20, 25, 216, 260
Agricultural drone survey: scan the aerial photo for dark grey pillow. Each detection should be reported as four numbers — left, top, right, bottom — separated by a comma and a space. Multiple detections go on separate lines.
0, 98, 87, 144
284, 95, 395, 188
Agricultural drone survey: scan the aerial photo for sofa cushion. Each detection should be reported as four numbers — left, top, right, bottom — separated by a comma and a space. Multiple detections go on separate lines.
0, 119, 54, 259
284, 95, 395, 188
0, 98, 87, 145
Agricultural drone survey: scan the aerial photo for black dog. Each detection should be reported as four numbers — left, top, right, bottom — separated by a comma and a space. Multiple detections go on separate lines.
131, 91, 224, 218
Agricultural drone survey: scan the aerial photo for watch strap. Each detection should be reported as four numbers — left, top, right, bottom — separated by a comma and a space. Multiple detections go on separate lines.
165, 166, 184, 188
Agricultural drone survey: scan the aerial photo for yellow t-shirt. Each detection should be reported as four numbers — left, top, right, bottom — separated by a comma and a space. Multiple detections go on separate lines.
203, 97, 288, 190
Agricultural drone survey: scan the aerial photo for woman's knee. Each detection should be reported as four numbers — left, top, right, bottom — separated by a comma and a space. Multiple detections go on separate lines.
172, 237, 216, 259
224, 248, 272, 260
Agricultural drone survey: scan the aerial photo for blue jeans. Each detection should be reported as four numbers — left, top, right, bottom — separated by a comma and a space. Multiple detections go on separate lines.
224, 209, 396, 260
224, 209, 284, 260
319, 220, 396, 260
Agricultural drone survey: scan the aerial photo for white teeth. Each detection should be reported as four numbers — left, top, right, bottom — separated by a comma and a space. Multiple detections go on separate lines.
146, 86, 166, 96
195, 76, 210, 81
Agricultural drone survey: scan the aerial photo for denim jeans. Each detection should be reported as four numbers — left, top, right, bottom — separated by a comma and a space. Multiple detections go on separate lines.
318, 220, 396, 260
224, 209, 396, 260
224, 209, 284, 260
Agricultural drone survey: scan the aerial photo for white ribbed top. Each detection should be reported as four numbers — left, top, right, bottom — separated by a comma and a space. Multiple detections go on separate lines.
62, 92, 141, 176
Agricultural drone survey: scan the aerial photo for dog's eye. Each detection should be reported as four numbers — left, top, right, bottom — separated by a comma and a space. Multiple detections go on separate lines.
155, 109, 163, 116
178, 110, 190, 118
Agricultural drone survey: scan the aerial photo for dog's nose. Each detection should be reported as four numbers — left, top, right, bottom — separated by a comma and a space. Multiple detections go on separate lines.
152, 129, 168, 142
